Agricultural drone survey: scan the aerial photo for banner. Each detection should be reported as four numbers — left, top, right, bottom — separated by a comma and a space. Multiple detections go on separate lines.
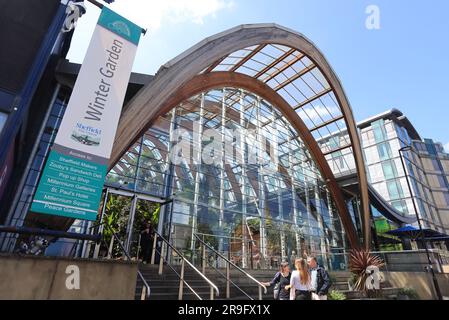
31, 7, 142, 221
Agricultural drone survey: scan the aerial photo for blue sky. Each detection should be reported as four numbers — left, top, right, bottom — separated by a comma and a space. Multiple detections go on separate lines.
68, 0, 449, 150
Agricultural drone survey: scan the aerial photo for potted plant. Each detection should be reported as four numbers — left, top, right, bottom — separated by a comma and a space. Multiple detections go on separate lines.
397, 287, 419, 300
349, 250, 385, 299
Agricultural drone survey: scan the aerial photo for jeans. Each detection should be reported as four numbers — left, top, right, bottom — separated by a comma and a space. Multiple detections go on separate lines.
295, 290, 312, 300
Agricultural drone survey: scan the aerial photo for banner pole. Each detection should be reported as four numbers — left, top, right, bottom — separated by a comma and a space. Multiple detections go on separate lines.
86, 0, 147, 35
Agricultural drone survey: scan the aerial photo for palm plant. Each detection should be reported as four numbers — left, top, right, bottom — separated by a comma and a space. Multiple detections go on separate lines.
349, 250, 384, 293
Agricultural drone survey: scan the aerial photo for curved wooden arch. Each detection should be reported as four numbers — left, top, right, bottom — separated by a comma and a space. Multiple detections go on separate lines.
110, 24, 370, 249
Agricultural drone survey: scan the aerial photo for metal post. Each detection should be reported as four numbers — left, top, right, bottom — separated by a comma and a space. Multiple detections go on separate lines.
192, 95, 205, 255
399, 146, 443, 300
94, 188, 109, 258
239, 90, 248, 269
202, 242, 206, 274
178, 259, 185, 300
125, 195, 138, 254
250, 242, 254, 270
140, 286, 147, 301
151, 234, 157, 265
218, 89, 227, 260
271, 107, 286, 263
289, 138, 302, 262
255, 96, 268, 268
226, 261, 230, 299
258, 286, 263, 300
210, 286, 215, 300
158, 241, 165, 275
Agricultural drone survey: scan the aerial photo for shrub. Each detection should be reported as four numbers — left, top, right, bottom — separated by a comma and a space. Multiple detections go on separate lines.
398, 287, 419, 300
328, 290, 347, 301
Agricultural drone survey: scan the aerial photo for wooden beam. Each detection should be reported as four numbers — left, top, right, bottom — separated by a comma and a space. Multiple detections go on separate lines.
229, 44, 267, 72
273, 64, 316, 91
322, 143, 352, 157
294, 87, 333, 110
254, 48, 296, 79
263, 53, 305, 84
204, 56, 226, 73
309, 115, 345, 132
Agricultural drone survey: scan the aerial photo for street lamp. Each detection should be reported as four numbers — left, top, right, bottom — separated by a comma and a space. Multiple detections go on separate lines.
398, 145, 443, 300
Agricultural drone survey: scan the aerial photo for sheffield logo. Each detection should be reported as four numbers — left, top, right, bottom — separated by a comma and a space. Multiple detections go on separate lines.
108, 20, 131, 38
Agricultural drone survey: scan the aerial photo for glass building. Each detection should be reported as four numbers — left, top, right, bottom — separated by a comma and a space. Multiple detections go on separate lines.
106, 88, 350, 269
358, 110, 449, 248
7, 24, 426, 267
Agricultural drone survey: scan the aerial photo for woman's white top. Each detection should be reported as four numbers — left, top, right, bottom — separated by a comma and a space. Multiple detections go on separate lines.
289, 270, 312, 300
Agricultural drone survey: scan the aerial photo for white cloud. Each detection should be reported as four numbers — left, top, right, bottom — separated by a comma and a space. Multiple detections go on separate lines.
297, 105, 341, 124
111, 0, 234, 30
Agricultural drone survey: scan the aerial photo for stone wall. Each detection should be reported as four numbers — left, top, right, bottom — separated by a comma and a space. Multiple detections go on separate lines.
381, 272, 449, 300
0, 254, 138, 300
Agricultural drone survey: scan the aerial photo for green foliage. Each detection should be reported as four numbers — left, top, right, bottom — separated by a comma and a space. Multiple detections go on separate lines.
398, 287, 419, 300
349, 250, 384, 292
328, 290, 347, 301
101, 194, 160, 258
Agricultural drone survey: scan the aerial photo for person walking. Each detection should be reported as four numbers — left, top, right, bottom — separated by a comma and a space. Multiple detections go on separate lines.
262, 262, 291, 300
307, 256, 332, 300
286, 258, 312, 300
140, 223, 154, 264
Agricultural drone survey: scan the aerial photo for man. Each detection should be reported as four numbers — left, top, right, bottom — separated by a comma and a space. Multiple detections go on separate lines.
307, 256, 331, 300
140, 223, 154, 264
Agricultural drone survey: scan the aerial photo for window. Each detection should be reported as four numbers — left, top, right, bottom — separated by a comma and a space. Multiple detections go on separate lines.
377, 142, 392, 161
382, 161, 398, 180
437, 175, 447, 188
391, 200, 409, 214
387, 180, 404, 200
372, 119, 387, 143
432, 159, 441, 172
444, 192, 449, 207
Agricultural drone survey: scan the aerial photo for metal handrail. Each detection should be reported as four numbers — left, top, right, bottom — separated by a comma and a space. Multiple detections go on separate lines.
201, 253, 253, 300
103, 222, 151, 300
153, 230, 220, 300
193, 233, 267, 300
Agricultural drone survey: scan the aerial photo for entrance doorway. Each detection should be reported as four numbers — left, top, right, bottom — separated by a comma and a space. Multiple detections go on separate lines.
92, 188, 164, 262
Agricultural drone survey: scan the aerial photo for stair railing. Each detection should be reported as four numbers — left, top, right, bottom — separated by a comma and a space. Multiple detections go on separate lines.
151, 230, 220, 300
194, 233, 267, 300
103, 221, 151, 300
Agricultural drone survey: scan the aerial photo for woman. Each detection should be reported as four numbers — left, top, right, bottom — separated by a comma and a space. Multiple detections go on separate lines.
262, 262, 291, 300
285, 258, 312, 300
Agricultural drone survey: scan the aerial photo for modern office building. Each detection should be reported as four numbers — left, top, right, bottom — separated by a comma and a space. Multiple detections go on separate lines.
358, 110, 449, 250
0, 11, 447, 271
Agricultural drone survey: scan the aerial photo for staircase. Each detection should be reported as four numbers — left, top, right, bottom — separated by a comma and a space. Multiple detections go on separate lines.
136, 264, 272, 300
136, 267, 402, 300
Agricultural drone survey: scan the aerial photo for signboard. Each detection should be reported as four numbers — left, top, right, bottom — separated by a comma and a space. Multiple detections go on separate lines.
31, 7, 142, 221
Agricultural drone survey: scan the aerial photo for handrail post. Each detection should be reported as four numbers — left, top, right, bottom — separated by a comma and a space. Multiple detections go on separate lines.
226, 261, 230, 299
210, 286, 214, 300
178, 259, 185, 300
159, 241, 165, 275
258, 286, 263, 300
151, 234, 157, 265
202, 243, 206, 274
141, 285, 147, 301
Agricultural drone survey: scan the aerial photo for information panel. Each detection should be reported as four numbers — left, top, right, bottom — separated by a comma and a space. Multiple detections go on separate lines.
31, 7, 141, 220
